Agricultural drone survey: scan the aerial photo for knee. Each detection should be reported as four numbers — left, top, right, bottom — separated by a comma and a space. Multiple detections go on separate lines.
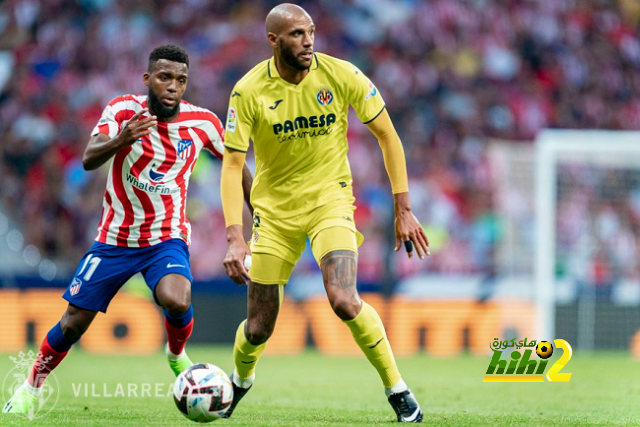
156, 276, 191, 315
163, 298, 191, 317
330, 295, 361, 321
245, 320, 273, 346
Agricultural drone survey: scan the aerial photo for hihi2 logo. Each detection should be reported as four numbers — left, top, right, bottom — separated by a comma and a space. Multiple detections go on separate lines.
483, 338, 573, 383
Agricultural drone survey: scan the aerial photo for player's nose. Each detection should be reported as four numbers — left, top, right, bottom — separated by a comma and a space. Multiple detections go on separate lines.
302, 34, 313, 47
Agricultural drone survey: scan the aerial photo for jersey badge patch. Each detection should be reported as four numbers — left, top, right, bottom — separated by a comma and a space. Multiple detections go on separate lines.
364, 81, 378, 101
316, 89, 334, 106
69, 278, 82, 296
177, 139, 193, 160
226, 106, 237, 133
98, 105, 112, 124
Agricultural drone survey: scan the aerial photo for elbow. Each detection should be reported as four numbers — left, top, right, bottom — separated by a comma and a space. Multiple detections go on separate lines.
376, 131, 396, 149
82, 155, 96, 171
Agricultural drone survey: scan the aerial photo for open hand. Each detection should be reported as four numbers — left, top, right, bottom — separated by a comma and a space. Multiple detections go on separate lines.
394, 210, 430, 259
119, 108, 157, 146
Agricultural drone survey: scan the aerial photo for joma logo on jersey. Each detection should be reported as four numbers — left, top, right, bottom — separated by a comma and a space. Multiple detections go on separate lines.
273, 114, 336, 135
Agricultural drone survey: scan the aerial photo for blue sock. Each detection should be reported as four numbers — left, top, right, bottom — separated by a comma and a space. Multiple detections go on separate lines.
164, 304, 193, 328
46, 322, 79, 353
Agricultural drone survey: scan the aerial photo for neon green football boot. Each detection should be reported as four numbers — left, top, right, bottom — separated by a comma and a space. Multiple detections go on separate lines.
166, 344, 193, 377
3, 383, 39, 415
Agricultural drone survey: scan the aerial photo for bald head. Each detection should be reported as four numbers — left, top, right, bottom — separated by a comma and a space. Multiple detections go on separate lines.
265, 3, 315, 78
266, 3, 311, 35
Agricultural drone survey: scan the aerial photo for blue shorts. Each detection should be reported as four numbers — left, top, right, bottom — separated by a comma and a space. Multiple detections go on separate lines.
62, 239, 193, 313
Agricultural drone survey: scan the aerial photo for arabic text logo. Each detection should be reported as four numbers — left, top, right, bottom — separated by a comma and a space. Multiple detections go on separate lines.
483, 338, 573, 383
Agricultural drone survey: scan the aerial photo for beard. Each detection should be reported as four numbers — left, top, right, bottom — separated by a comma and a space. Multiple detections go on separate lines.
278, 40, 310, 71
148, 90, 180, 120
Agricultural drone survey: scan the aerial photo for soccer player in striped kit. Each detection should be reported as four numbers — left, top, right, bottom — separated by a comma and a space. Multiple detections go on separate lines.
3, 45, 253, 415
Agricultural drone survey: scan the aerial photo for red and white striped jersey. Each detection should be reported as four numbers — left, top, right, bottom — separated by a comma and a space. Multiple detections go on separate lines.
91, 94, 224, 247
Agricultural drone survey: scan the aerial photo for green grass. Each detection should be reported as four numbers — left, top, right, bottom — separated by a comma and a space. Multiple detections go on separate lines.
0, 346, 638, 426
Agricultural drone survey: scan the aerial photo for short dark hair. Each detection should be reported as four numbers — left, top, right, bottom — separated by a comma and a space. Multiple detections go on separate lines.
148, 45, 189, 71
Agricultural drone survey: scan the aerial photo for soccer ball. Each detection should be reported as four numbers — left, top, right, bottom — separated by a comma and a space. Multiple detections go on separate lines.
536, 341, 554, 359
173, 363, 234, 422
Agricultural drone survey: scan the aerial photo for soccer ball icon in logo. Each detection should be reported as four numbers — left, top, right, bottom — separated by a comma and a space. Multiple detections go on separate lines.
173, 363, 233, 422
536, 341, 554, 359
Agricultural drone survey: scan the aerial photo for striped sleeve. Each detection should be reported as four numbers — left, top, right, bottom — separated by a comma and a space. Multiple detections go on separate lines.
91, 95, 143, 138
202, 111, 225, 159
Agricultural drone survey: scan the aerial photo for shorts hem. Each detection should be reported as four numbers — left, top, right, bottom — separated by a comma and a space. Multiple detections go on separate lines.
250, 277, 289, 286
63, 295, 106, 314
316, 246, 358, 264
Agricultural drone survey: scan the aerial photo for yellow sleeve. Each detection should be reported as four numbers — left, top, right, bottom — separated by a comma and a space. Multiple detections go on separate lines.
346, 65, 386, 124
364, 109, 409, 194
221, 148, 247, 227
223, 85, 255, 152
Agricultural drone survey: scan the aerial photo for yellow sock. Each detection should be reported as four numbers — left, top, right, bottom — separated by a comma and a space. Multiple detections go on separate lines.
233, 320, 267, 380
344, 301, 401, 388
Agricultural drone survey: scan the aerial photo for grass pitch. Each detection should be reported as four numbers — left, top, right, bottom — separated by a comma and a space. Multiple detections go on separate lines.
0, 346, 637, 426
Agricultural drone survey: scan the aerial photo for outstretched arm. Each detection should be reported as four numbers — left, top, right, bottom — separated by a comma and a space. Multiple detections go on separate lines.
83, 109, 156, 170
221, 148, 252, 285
365, 109, 430, 259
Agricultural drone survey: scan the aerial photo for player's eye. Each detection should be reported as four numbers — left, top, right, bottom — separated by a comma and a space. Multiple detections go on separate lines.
179, 79, 186, 85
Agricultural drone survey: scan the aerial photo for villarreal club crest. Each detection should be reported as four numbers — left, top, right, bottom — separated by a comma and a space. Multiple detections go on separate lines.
316, 88, 333, 106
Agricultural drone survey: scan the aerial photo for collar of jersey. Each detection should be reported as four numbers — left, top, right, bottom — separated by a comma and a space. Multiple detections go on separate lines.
267, 53, 319, 84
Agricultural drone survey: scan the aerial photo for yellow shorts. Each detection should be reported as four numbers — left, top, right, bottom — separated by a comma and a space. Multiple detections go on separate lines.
248, 201, 364, 285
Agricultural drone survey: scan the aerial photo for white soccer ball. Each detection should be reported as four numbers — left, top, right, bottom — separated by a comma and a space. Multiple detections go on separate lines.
173, 363, 234, 422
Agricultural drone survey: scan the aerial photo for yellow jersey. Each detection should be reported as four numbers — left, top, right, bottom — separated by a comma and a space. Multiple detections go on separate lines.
224, 52, 385, 217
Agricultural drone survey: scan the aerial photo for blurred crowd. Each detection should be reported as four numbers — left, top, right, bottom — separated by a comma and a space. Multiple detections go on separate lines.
556, 164, 640, 299
1, 0, 639, 284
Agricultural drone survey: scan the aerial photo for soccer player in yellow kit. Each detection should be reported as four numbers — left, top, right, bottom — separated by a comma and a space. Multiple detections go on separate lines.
220, 3, 430, 423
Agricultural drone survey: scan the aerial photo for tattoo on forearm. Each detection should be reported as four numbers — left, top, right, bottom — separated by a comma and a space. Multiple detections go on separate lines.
321, 250, 357, 290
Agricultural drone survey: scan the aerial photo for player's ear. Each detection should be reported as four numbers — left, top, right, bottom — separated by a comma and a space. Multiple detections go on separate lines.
143, 72, 150, 88
267, 32, 278, 48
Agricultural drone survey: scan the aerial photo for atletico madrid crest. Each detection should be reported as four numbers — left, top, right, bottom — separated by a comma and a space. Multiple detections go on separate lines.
69, 278, 82, 296
177, 139, 193, 160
